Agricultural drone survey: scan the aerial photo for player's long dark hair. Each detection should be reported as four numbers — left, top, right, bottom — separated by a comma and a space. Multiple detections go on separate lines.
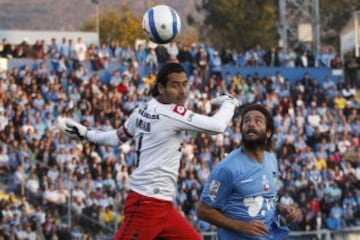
152, 62, 186, 97
239, 103, 274, 151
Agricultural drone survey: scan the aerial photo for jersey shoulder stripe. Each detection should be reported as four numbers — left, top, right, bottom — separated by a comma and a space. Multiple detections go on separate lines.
116, 125, 133, 142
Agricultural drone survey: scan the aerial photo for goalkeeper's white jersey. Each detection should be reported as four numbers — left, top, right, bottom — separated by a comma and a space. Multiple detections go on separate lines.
121, 98, 235, 201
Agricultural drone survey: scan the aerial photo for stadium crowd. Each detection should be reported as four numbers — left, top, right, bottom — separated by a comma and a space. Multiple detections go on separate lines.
0, 37, 359, 239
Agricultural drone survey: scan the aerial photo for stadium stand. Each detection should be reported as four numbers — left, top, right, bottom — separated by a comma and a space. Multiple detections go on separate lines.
0, 38, 359, 239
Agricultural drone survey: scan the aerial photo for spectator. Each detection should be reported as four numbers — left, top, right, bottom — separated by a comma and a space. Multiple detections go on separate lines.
145, 48, 158, 74
0, 38, 358, 239
196, 47, 209, 85
166, 42, 179, 61
1, 38, 13, 58
155, 44, 169, 67
264, 47, 281, 67
59, 62, 238, 240
73, 37, 87, 70
284, 47, 297, 68
98, 42, 111, 69
280, 191, 295, 206
209, 51, 222, 81
330, 54, 342, 69
326, 202, 343, 230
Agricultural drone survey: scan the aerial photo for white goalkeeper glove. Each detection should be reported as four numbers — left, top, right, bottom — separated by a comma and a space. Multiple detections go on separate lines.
57, 118, 88, 139
211, 94, 240, 107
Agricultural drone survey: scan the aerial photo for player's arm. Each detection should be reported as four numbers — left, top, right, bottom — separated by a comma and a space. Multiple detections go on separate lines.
272, 155, 302, 224
276, 203, 302, 224
164, 95, 239, 134
57, 115, 134, 146
86, 125, 133, 146
197, 201, 268, 237
197, 163, 268, 237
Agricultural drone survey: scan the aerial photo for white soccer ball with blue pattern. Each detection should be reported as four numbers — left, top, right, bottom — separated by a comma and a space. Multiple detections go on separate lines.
142, 5, 181, 44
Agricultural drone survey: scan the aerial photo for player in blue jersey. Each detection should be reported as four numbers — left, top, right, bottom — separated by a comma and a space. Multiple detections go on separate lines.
197, 103, 301, 240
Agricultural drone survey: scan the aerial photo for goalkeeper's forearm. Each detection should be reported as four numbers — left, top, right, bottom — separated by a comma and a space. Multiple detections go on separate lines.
87, 130, 121, 146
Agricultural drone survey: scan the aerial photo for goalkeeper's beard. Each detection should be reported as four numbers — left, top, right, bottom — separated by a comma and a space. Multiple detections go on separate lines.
242, 131, 267, 151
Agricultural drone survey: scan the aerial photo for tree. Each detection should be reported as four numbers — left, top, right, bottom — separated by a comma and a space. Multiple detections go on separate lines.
81, 4, 144, 46
192, 0, 279, 51
193, 0, 360, 52
319, 0, 360, 48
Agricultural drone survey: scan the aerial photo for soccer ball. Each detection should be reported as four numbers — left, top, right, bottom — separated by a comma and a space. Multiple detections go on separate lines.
142, 5, 181, 44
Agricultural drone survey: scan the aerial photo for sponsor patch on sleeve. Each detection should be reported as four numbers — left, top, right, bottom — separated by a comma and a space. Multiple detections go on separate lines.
208, 180, 221, 201
172, 105, 187, 116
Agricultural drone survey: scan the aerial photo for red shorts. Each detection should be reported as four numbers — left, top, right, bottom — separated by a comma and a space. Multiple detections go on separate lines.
113, 191, 202, 240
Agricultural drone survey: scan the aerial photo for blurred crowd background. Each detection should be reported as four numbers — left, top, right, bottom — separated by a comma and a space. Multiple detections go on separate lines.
0, 37, 359, 240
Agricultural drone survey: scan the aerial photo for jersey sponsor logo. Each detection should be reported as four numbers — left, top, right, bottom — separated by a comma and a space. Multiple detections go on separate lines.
208, 180, 220, 201
244, 196, 276, 217
172, 105, 187, 116
244, 196, 263, 217
138, 108, 159, 120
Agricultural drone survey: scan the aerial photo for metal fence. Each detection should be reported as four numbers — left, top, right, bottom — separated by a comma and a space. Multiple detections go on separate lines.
0, 142, 116, 240
201, 227, 360, 240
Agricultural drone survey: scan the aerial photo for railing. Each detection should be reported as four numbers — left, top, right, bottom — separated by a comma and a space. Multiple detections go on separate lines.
0, 141, 116, 240
6, 58, 342, 85
201, 227, 360, 240
2, 168, 360, 240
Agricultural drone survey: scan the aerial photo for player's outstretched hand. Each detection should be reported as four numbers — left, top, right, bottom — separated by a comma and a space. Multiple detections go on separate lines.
281, 205, 302, 224
57, 117, 88, 139
242, 220, 268, 237
210, 94, 240, 107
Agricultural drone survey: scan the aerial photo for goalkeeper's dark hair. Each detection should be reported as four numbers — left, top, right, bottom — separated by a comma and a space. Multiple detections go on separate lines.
152, 62, 186, 97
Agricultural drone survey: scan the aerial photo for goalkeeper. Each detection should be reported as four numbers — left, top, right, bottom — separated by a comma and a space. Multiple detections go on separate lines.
58, 62, 239, 240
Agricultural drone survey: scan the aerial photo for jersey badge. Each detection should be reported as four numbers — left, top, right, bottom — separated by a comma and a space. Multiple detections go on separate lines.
208, 180, 221, 201
263, 183, 270, 192
262, 175, 270, 192
172, 105, 187, 116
